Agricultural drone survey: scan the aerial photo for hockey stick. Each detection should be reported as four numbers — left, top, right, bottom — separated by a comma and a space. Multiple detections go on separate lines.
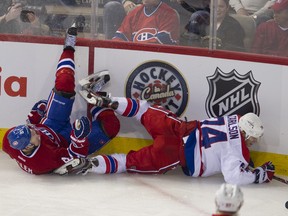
273, 175, 288, 185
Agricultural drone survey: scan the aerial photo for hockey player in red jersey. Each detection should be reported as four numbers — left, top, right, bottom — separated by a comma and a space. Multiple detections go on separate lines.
2, 25, 120, 175
78, 94, 275, 185
112, 0, 180, 44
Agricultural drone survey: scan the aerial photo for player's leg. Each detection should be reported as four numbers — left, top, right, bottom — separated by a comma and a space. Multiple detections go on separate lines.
141, 105, 198, 138
86, 106, 120, 154
110, 97, 197, 137
41, 25, 78, 142
88, 153, 127, 174
85, 95, 197, 137
53, 153, 127, 175
110, 97, 150, 121
126, 135, 183, 174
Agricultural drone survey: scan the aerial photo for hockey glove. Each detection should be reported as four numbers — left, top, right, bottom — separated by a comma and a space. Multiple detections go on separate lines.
72, 116, 91, 139
69, 117, 91, 157
27, 100, 47, 124
254, 161, 275, 184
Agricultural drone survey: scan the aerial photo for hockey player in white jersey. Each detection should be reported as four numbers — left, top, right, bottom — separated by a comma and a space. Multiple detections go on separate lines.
63, 88, 275, 185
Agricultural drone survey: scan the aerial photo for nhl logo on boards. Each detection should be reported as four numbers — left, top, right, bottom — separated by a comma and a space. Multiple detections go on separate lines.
126, 61, 188, 116
205, 67, 261, 117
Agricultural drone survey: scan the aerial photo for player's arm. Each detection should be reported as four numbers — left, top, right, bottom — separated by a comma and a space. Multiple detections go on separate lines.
26, 100, 47, 124
53, 154, 127, 175
249, 161, 275, 184
222, 160, 275, 185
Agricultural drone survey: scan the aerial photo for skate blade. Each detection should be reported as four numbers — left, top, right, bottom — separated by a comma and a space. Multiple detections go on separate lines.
79, 89, 98, 105
79, 70, 110, 89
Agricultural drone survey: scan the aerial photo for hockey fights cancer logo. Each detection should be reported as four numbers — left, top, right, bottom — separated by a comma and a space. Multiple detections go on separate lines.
126, 61, 188, 116
205, 67, 261, 117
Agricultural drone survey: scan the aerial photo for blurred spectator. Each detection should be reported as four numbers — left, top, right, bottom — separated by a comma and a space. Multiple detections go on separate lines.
212, 183, 244, 216
112, 0, 180, 44
0, 1, 12, 15
182, 10, 210, 46
251, 0, 288, 56
20, 6, 50, 35
176, 0, 210, 13
171, 0, 210, 45
185, 0, 245, 52
0, 0, 50, 35
103, 0, 142, 39
229, 0, 275, 25
0, 1, 22, 34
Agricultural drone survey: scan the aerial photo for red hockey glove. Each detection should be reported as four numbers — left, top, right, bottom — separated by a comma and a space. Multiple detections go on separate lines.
27, 100, 47, 124
254, 161, 275, 184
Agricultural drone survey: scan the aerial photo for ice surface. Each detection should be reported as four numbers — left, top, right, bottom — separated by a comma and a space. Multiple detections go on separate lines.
0, 152, 287, 216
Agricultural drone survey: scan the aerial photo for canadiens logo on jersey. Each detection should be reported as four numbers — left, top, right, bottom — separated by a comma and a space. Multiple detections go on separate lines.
205, 67, 261, 117
126, 61, 188, 116
133, 28, 159, 43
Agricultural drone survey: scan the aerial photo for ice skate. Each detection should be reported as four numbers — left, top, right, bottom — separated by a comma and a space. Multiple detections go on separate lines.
78, 70, 118, 109
81, 157, 100, 175
53, 158, 91, 175
79, 70, 110, 93
78, 89, 119, 110
64, 23, 77, 50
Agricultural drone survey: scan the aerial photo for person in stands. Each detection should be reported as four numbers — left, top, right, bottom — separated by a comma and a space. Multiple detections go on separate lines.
112, 0, 180, 45
229, 0, 275, 25
0, 0, 22, 33
251, 0, 288, 56
185, 0, 245, 51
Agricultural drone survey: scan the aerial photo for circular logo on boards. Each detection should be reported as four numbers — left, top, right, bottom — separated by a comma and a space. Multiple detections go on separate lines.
125, 61, 188, 116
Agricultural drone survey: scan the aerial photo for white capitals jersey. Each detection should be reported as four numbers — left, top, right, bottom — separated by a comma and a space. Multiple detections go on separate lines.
183, 115, 256, 185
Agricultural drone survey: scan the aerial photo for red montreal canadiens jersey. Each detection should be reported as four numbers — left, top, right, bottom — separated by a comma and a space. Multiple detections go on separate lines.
251, 20, 288, 56
2, 124, 74, 175
113, 2, 180, 44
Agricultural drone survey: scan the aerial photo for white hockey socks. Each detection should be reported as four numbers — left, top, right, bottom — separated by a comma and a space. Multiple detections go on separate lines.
89, 154, 127, 174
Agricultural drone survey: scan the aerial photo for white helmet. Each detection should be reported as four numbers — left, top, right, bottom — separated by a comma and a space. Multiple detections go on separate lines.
215, 183, 244, 213
239, 113, 264, 139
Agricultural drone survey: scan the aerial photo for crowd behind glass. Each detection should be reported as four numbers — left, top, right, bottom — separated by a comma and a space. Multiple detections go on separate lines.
0, 0, 287, 57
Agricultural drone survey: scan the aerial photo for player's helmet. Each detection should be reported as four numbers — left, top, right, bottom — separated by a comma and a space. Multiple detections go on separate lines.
239, 113, 264, 139
7, 125, 31, 150
215, 183, 244, 213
